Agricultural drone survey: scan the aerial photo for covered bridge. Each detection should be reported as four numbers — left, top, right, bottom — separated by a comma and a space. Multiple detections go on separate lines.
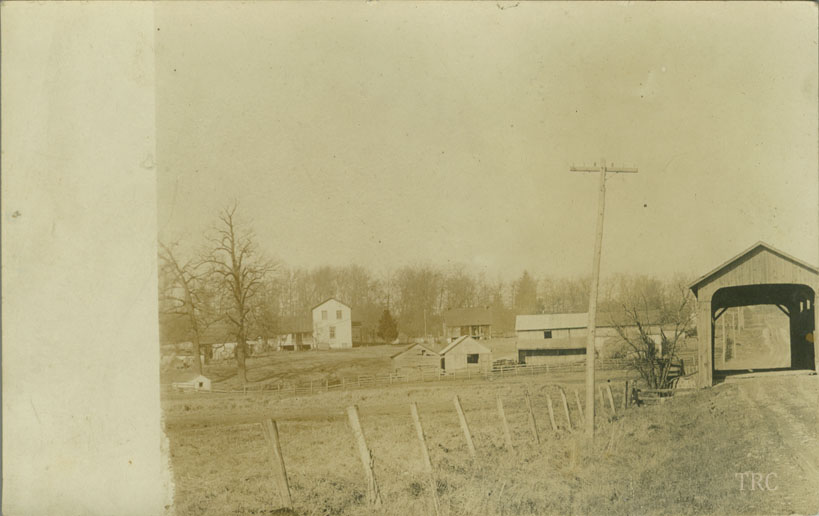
689, 242, 818, 387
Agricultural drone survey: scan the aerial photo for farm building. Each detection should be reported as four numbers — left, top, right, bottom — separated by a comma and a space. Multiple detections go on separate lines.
312, 297, 354, 349
277, 315, 314, 350
440, 335, 492, 372
391, 342, 444, 374
391, 336, 492, 373
443, 307, 513, 339
689, 241, 818, 388
515, 312, 666, 365
172, 372, 212, 392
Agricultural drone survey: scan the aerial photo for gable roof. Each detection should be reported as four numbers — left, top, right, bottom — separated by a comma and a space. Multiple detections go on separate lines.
390, 342, 443, 359
439, 335, 491, 355
310, 297, 351, 312
173, 372, 210, 383
688, 241, 819, 296
444, 306, 493, 327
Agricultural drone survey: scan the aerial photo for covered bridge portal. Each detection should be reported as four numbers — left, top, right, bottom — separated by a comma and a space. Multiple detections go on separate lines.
690, 242, 818, 387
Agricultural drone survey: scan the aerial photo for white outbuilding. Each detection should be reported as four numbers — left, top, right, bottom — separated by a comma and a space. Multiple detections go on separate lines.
172, 372, 212, 392
439, 335, 491, 372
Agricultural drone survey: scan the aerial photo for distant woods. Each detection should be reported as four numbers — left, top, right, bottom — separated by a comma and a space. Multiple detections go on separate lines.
159, 202, 693, 348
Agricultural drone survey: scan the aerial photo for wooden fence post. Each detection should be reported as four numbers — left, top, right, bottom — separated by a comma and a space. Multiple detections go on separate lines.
410, 403, 441, 516
606, 384, 616, 415
524, 390, 540, 444
574, 389, 584, 421
559, 388, 573, 433
546, 394, 558, 431
346, 405, 383, 507
261, 419, 292, 509
496, 395, 514, 450
623, 381, 629, 410
453, 395, 476, 457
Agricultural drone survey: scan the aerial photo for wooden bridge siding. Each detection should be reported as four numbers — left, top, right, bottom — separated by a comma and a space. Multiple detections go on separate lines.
695, 248, 819, 388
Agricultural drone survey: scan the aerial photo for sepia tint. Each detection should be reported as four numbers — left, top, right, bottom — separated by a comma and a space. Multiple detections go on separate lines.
2, 2, 818, 515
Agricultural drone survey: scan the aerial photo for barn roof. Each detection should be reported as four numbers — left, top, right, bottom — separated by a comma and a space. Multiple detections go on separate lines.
444, 307, 493, 327
439, 335, 491, 355
516, 311, 662, 331
516, 313, 588, 331
688, 241, 819, 296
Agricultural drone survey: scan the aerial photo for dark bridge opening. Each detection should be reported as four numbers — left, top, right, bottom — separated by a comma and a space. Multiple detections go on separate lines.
711, 284, 815, 380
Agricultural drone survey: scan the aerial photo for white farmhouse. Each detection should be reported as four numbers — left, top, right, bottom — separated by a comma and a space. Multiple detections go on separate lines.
312, 297, 354, 349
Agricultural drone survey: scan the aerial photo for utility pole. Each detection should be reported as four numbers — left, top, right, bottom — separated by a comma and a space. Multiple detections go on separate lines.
571, 158, 637, 440
423, 308, 427, 342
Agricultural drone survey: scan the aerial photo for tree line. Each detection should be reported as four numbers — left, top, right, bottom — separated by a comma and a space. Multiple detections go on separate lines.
160, 202, 694, 385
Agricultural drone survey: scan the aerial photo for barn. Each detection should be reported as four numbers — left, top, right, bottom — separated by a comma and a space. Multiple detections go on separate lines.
515, 312, 666, 364
689, 242, 818, 387
440, 336, 492, 372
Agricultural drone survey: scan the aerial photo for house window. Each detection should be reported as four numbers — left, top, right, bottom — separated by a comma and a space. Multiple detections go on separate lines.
322, 310, 328, 320
198, 382, 203, 388
330, 326, 336, 338
467, 354, 479, 364
544, 330, 552, 339
336, 310, 342, 320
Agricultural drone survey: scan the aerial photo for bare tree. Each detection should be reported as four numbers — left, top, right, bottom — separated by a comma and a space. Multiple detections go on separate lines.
158, 242, 216, 375
611, 276, 694, 389
205, 202, 276, 385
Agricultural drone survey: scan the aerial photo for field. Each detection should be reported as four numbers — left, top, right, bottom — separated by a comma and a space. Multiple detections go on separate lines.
162, 341, 519, 391
163, 363, 819, 516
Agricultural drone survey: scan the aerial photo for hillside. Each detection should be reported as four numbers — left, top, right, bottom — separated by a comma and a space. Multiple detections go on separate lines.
163, 373, 819, 515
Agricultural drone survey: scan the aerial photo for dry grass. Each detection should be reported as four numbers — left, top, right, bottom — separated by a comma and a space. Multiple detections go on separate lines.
164, 340, 523, 390
165, 374, 819, 516
163, 345, 400, 389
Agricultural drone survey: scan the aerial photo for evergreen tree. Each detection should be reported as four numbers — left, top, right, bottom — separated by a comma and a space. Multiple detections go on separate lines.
377, 309, 398, 343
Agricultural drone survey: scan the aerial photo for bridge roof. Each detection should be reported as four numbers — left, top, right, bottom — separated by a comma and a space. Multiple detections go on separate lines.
689, 241, 818, 297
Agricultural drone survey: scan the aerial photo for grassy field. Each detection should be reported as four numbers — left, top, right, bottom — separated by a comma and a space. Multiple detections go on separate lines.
164, 370, 819, 516
162, 340, 520, 391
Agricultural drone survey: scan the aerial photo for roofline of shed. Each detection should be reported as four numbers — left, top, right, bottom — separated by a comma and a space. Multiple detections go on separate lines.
438, 335, 491, 355
389, 343, 440, 359
688, 241, 819, 296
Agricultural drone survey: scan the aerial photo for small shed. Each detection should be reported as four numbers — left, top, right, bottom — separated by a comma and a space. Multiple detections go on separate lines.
172, 372, 212, 392
440, 336, 491, 372
391, 343, 442, 374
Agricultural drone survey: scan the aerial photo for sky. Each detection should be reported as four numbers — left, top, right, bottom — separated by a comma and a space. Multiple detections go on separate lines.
156, 2, 818, 283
